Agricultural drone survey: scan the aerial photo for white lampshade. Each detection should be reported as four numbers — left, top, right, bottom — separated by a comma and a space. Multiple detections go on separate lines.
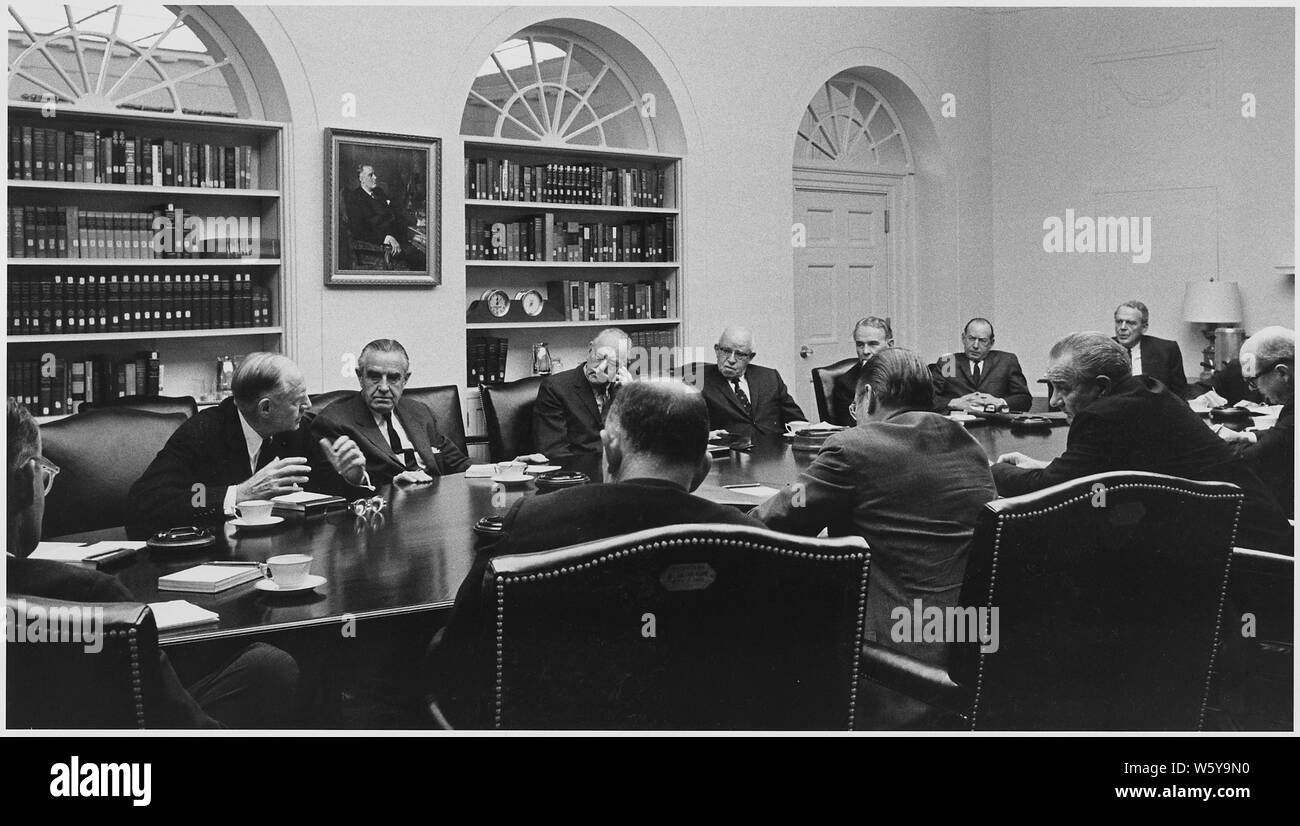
1182, 281, 1243, 324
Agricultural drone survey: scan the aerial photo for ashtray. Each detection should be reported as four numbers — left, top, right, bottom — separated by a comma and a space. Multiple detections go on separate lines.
533, 470, 590, 490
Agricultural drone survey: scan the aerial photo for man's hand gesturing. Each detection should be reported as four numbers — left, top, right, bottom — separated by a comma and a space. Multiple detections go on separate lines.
235, 456, 311, 501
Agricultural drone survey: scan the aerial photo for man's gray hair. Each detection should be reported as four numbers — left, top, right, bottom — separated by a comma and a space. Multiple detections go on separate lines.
854, 316, 893, 340
1245, 326, 1295, 368
359, 338, 409, 368
1046, 332, 1132, 384
232, 352, 290, 405
1115, 300, 1149, 325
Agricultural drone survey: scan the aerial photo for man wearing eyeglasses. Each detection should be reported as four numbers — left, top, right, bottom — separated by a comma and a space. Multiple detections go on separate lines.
7, 399, 301, 728
312, 338, 470, 487
698, 326, 807, 439
534, 327, 634, 462
1214, 327, 1293, 518
930, 318, 1031, 413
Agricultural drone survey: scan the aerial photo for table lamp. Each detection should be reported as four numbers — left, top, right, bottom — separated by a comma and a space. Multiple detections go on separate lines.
1182, 281, 1244, 381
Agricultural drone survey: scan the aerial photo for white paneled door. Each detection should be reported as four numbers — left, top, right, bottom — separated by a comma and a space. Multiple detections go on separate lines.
792, 185, 890, 418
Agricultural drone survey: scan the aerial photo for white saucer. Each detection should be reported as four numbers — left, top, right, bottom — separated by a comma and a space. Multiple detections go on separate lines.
230, 516, 285, 529
254, 573, 325, 593
491, 474, 532, 486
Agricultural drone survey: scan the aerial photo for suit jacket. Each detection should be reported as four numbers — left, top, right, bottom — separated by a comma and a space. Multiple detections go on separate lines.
8, 556, 219, 728
344, 185, 407, 247
829, 362, 863, 426
754, 410, 997, 728
992, 376, 1292, 553
1235, 402, 1293, 519
128, 397, 366, 530
426, 478, 763, 728
1115, 334, 1188, 399
312, 393, 470, 486
698, 363, 807, 438
533, 365, 610, 461
929, 350, 1032, 412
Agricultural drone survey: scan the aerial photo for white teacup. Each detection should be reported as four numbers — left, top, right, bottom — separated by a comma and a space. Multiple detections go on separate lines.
235, 500, 275, 524
785, 420, 810, 435
496, 461, 527, 477
265, 553, 312, 588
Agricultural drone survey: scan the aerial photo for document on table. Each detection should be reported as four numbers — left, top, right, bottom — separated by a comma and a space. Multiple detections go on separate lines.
465, 464, 496, 478
148, 600, 220, 632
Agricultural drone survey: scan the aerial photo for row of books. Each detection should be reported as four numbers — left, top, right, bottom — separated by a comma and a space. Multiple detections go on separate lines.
466, 335, 508, 388
465, 158, 668, 207
9, 205, 265, 259
546, 280, 673, 321
466, 215, 676, 262
9, 273, 273, 335
9, 124, 260, 188
9, 352, 161, 417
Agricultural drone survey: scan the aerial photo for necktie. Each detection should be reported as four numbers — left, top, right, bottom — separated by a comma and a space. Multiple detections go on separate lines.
732, 379, 752, 417
971, 360, 981, 384
386, 416, 418, 471
254, 438, 274, 472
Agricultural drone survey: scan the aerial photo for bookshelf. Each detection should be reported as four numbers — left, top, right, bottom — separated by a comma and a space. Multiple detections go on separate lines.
7, 102, 286, 417
463, 138, 683, 387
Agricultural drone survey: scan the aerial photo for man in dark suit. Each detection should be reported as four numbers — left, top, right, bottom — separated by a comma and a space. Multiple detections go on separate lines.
828, 316, 893, 426
698, 326, 807, 438
993, 332, 1291, 553
129, 353, 371, 530
534, 327, 632, 462
7, 400, 299, 728
344, 163, 426, 272
1113, 300, 1188, 398
755, 348, 997, 728
312, 339, 469, 487
1215, 327, 1293, 519
427, 380, 762, 728
930, 318, 1032, 412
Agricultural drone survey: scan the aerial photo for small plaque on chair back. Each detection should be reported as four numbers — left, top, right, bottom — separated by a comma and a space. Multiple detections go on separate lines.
659, 562, 717, 592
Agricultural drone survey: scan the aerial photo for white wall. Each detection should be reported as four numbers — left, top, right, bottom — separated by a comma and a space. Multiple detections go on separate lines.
990, 7, 1295, 385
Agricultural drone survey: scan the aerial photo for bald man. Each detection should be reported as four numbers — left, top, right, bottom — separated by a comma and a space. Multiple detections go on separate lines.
533, 328, 635, 462
697, 326, 807, 439
129, 352, 371, 529
1215, 326, 1294, 518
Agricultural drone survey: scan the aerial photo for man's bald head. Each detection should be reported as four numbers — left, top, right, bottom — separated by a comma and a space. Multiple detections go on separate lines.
1240, 326, 1295, 405
715, 326, 756, 379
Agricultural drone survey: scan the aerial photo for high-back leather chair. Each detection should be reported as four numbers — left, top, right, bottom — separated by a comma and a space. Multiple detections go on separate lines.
79, 394, 198, 418
861, 471, 1242, 731
6, 595, 163, 728
308, 388, 353, 415
480, 375, 543, 462
1225, 547, 1292, 729
402, 384, 471, 456
40, 408, 187, 538
480, 523, 871, 730
811, 357, 859, 424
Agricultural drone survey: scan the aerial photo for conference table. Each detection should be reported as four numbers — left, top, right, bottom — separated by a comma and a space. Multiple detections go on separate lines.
55, 418, 1072, 648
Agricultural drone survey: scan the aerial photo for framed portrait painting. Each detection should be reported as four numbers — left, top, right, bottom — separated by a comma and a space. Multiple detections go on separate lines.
326, 128, 440, 286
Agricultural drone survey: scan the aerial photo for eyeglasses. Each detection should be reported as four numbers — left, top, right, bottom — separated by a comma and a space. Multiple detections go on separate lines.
1246, 363, 1278, 391
34, 456, 60, 495
714, 345, 754, 361
350, 495, 387, 517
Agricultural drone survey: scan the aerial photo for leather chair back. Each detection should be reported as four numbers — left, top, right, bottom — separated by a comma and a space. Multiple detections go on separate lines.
6, 595, 163, 728
308, 389, 353, 415
40, 408, 187, 538
949, 471, 1241, 730
402, 385, 469, 456
487, 523, 871, 729
480, 376, 543, 462
811, 357, 859, 423
80, 394, 198, 418
1226, 547, 1292, 728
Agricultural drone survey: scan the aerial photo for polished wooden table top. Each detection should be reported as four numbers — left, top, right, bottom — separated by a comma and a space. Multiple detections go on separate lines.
55, 419, 1071, 645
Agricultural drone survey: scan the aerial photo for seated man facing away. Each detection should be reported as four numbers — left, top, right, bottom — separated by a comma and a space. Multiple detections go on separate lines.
7, 400, 299, 728
427, 380, 762, 728
993, 332, 1292, 554
312, 338, 469, 487
754, 348, 997, 728
828, 316, 893, 426
533, 327, 632, 463
698, 326, 807, 438
1214, 326, 1294, 519
930, 317, 1031, 413
129, 352, 371, 530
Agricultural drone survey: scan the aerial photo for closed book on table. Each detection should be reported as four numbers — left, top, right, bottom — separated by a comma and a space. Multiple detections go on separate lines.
158, 563, 264, 594
270, 491, 347, 514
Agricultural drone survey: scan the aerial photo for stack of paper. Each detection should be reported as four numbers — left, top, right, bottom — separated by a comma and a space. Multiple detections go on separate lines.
158, 563, 264, 594
148, 600, 220, 632
29, 540, 146, 567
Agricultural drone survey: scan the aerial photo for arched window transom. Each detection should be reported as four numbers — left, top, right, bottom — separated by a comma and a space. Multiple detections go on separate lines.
796, 76, 911, 172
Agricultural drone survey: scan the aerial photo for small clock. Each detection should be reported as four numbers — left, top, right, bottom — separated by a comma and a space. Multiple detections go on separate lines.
515, 288, 545, 317
480, 288, 511, 318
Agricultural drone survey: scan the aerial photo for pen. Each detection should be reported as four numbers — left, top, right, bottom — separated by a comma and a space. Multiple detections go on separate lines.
723, 483, 762, 490
205, 560, 262, 567
85, 548, 133, 562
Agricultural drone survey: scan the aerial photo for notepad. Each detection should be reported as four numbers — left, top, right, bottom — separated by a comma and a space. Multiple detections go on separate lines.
524, 464, 563, 474
722, 484, 781, 498
465, 464, 497, 478
29, 541, 145, 567
148, 600, 220, 632
158, 563, 264, 594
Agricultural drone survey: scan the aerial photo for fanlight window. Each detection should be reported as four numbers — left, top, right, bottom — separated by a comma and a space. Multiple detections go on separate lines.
796, 76, 911, 172
462, 31, 655, 150
8, 3, 248, 117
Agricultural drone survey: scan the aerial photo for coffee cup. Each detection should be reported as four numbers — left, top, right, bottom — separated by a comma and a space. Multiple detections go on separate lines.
496, 461, 527, 477
265, 553, 312, 588
785, 420, 810, 435
235, 500, 275, 524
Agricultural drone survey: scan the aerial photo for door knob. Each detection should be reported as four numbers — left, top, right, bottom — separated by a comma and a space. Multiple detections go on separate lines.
799, 345, 815, 359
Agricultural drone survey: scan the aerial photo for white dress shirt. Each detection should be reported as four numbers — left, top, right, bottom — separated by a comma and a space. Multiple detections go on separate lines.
373, 410, 433, 471
223, 409, 269, 515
